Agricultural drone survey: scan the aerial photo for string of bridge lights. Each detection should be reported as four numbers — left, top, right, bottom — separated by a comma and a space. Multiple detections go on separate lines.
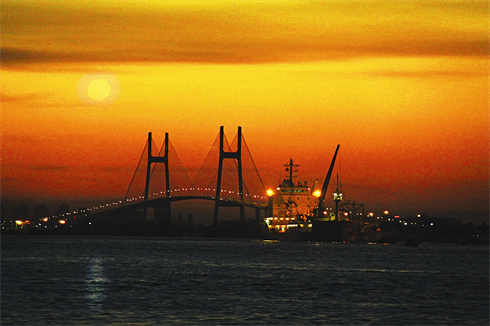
44, 188, 268, 222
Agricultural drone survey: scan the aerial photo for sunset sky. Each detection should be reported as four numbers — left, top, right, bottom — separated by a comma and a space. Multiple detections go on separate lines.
2, 0, 489, 223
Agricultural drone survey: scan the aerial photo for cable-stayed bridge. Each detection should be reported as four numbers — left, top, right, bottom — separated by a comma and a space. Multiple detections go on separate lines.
55, 126, 269, 225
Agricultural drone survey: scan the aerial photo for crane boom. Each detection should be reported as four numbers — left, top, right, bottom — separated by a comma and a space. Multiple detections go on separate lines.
317, 144, 340, 217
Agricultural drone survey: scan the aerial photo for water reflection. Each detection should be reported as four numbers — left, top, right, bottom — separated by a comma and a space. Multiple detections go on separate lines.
85, 257, 107, 314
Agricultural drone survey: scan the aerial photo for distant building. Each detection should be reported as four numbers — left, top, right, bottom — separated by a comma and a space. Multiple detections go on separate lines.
56, 204, 69, 216
1, 204, 4, 220
12, 204, 29, 221
33, 204, 50, 220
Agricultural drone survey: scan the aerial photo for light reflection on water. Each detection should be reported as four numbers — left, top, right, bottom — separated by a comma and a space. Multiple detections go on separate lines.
85, 257, 107, 315
1, 236, 488, 325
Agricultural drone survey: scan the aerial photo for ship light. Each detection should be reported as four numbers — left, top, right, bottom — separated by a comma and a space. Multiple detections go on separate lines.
15, 220, 23, 225
308, 224, 312, 227
266, 189, 275, 196
59, 220, 66, 224
333, 192, 342, 200
313, 190, 321, 198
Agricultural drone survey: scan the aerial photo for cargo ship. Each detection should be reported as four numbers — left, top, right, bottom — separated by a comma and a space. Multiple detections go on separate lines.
260, 145, 361, 242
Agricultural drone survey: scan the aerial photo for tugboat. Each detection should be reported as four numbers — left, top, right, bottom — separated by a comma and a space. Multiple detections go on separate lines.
260, 145, 361, 242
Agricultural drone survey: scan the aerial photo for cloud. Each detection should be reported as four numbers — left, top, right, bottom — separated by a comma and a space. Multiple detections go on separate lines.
29, 165, 68, 172
2, 1, 488, 69
2, 39, 487, 69
1, 48, 71, 65
1, 92, 50, 103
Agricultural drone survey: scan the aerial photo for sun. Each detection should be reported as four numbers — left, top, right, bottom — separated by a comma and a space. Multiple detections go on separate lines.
78, 73, 120, 105
87, 78, 111, 101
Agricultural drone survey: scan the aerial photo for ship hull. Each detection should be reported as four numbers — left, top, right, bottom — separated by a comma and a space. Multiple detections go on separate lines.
260, 220, 361, 243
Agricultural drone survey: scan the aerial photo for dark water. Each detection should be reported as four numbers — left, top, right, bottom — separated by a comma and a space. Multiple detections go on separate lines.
1, 236, 488, 325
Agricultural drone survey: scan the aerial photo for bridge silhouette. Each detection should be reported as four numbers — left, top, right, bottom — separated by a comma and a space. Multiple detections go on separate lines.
59, 126, 269, 226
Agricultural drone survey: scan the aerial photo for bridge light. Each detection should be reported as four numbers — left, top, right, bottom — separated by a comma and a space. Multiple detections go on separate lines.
313, 190, 321, 198
266, 189, 274, 196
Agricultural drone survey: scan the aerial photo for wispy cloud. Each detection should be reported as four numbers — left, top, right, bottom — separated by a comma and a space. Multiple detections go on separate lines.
28, 165, 68, 172
2, 0, 488, 69
3, 38, 488, 68
1, 92, 51, 103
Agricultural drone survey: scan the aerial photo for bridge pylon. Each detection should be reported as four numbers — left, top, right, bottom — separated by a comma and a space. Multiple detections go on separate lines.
213, 126, 245, 225
143, 132, 171, 222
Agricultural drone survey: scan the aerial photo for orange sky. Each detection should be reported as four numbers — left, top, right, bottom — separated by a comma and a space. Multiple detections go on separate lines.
2, 0, 489, 223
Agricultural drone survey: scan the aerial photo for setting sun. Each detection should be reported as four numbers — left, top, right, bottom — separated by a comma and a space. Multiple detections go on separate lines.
77, 73, 120, 105
87, 78, 111, 101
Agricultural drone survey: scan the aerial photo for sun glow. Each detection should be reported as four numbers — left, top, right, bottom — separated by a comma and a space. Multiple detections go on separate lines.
78, 73, 120, 105
87, 78, 111, 101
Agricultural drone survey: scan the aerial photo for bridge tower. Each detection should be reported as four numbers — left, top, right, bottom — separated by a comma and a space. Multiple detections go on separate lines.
143, 132, 171, 222
213, 126, 245, 225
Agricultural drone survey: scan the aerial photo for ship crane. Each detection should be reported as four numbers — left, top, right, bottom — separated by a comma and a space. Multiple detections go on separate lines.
317, 145, 340, 218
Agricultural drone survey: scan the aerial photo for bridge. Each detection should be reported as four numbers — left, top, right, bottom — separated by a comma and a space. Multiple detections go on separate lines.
53, 126, 270, 226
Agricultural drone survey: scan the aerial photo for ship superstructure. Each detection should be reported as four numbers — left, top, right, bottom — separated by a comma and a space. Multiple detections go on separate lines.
263, 159, 318, 234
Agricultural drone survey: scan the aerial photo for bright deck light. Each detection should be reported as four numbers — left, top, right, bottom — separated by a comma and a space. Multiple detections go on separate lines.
266, 189, 274, 196
313, 190, 321, 197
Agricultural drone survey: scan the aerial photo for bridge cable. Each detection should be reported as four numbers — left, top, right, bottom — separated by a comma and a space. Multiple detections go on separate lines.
124, 140, 148, 202
242, 136, 266, 193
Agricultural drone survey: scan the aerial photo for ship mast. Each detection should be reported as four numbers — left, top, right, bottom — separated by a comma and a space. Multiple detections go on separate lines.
284, 158, 299, 186
333, 174, 342, 220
